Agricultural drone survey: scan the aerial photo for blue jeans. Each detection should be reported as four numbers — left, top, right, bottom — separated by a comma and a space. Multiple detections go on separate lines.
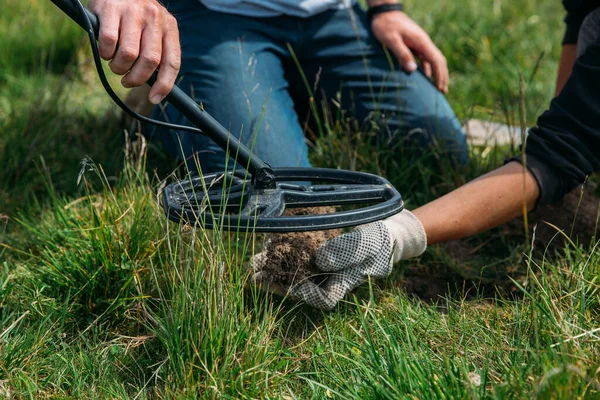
153, 1, 468, 173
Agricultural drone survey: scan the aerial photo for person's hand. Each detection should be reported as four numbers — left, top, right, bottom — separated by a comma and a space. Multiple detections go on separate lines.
252, 210, 427, 310
370, 10, 448, 93
88, 0, 181, 104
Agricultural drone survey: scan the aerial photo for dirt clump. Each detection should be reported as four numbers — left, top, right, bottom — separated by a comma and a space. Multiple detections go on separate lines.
257, 207, 342, 287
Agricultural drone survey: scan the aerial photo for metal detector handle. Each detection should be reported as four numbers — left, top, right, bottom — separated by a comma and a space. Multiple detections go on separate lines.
49, 0, 272, 179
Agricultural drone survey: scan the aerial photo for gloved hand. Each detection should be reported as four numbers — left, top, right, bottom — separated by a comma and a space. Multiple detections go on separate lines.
251, 209, 427, 310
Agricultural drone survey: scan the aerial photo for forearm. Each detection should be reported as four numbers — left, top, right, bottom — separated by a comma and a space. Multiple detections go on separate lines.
413, 161, 539, 245
415, 29, 600, 245
366, 0, 400, 6
555, 44, 577, 96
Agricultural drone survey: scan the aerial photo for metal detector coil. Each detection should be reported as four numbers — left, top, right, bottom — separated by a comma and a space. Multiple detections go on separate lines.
51, 0, 404, 232
163, 168, 403, 232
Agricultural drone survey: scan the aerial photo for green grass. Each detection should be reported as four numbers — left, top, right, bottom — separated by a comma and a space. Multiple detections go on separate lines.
1, 0, 599, 398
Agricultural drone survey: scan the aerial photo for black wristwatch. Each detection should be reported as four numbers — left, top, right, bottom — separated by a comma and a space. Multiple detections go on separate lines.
367, 3, 404, 21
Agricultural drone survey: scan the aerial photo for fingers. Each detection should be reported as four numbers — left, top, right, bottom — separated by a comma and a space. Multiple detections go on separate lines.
250, 252, 290, 297
149, 20, 181, 104
289, 279, 342, 311
251, 251, 268, 269
110, 15, 143, 76
249, 259, 345, 310
96, 5, 119, 60
386, 35, 418, 73
412, 39, 448, 93
418, 55, 432, 78
430, 49, 448, 94
89, 0, 180, 99
121, 23, 162, 93
370, 11, 449, 93
290, 267, 365, 310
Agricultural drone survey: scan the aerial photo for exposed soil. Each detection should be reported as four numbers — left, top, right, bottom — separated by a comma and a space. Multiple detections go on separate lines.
258, 207, 342, 287
506, 181, 600, 251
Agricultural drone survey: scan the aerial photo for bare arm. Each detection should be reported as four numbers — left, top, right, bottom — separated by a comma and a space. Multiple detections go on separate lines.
413, 161, 540, 245
282, 161, 540, 309
555, 44, 577, 96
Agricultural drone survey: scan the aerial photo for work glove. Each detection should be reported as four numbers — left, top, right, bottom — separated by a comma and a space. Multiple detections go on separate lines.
251, 209, 427, 310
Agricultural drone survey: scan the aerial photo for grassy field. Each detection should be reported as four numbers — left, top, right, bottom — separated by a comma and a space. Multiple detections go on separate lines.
1, 0, 599, 398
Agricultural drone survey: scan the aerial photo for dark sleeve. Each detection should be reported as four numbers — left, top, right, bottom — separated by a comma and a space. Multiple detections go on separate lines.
562, 0, 600, 44
509, 33, 600, 206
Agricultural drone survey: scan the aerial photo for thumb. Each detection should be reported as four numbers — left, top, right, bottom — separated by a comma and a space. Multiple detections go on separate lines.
387, 36, 418, 73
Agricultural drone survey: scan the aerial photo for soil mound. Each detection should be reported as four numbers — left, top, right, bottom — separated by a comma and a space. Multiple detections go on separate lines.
258, 207, 342, 287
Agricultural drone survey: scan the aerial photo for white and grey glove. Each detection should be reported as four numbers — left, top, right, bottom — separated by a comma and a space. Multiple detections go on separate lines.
252, 210, 427, 310
291, 209, 427, 310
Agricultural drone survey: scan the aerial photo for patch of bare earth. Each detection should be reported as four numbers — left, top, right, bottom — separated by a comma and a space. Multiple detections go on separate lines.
257, 207, 342, 288
506, 181, 600, 251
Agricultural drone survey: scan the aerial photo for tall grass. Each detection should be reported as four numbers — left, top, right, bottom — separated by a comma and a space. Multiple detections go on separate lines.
303, 248, 600, 398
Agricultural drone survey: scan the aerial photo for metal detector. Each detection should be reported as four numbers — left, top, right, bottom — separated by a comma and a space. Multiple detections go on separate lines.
50, 0, 404, 232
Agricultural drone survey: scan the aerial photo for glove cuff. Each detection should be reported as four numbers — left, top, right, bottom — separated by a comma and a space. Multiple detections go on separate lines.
383, 209, 427, 263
